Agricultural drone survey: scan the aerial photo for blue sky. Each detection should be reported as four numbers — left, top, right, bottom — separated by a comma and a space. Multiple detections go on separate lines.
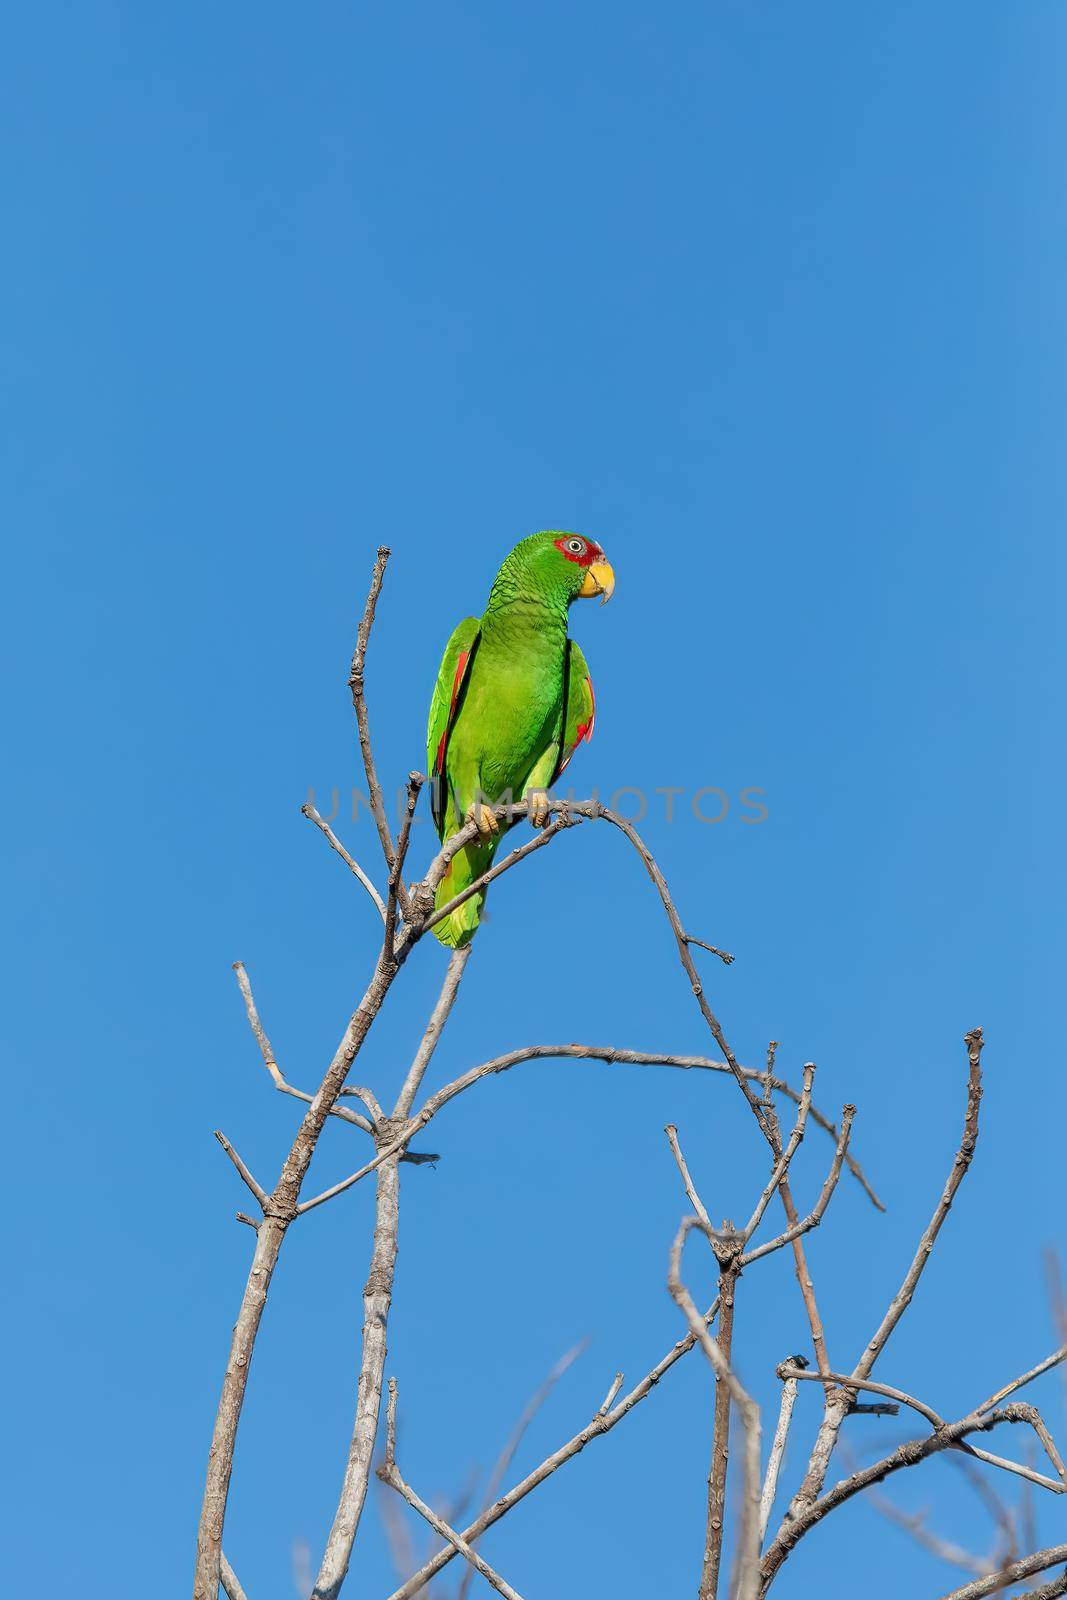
3, 3, 1065, 1596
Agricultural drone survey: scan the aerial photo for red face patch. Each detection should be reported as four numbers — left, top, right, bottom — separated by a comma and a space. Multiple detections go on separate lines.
554, 534, 604, 568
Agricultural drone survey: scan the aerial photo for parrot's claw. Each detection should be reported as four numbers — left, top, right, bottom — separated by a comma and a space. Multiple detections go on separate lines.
465, 801, 499, 838
528, 791, 551, 829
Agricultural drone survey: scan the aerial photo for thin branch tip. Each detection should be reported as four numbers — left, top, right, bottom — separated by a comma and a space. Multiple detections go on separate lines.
214, 1130, 269, 1210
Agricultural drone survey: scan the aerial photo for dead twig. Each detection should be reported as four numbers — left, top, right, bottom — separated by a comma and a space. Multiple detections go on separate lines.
778, 1362, 945, 1429
194, 551, 416, 1600
685, 933, 735, 965
740, 1106, 855, 1266
669, 1215, 761, 1600
393, 945, 472, 1120
301, 803, 388, 924
310, 940, 474, 1598
296, 1054, 855, 1221
760, 1361, 805, 1543
347, 546, 411, 923
664, 1125, 734, 1600
740, 1064, 815, 1244
410, 1042, 875, 1203
233, 960, 378, 1139
456, 1341, 588, 1600
380, 1290, 722, 1600
935, 1547, 1067, 1600
418, 812, 575, 938
773, 1026, 985, 1564
384, 773, 422, 952
214, 1130, 269, 1211
312, 1150, 402, 1600
1013, 1575, 1067, 1600
220, 1553, 248, 1600
975, 1344, 1067, 1415
379, 1090, 854, 1598
377, 1381, 526, 1600
664, 1124, 714, 1231
761, 1402, 1066, 1593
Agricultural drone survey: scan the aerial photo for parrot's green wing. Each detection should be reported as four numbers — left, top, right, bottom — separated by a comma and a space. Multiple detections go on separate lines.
551, 639, 596, 784
426, 616, 482, 836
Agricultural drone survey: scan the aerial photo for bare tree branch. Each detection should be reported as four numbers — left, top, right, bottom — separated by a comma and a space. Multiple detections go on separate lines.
199, 550, 1030, 1600
295, 1126, 421, 1215
346, 546, 411, 923
935, 1547, 1067, 1600
456, 1342, 588, 1600
409, 1043, 873, 1202
419, 812, 575, 937
706, 1250, 739, 1600
369, 794, 884, 1197
195, 946, 411, 1597
202, 768, 864, 1600
774, 1027, 985, 1555
377, 1084, 855, 1598
380, 1292, 722, 1600
778, 1362, 946, 1429
296, 1052, 856, 1221
214, 1130, 269, 1211
740, 1064, 815, 1243
307, 939, 472, 1596
311, 1150, 401, 1600
345, 1084, 386, 1126
746, 1059, 836, 1386
301, 803, 388, 924
669, 1215, 762, 1600
1013, 1574, 1067, 1600
597, 1372, 624, 1415
961, 1444, 1064, 1496
378, 1381, 527, 1600
220, 1552, 249, 1600
760, 1363, 804, 1543
589, 803, 777, 1149
761, 1402, 1065, 1592
664, 1124, 734, 1600
975, 1344, 1067, 1415
393, 945, 471, 1120
685, 933, 735, 965
665, 1123, 714, 1230
740, 1106, 855, 1266
966, 1400, 1067, 1491
857, 1027, 984, 1364
384, 773, 421, 952
232, 960, 376, 1138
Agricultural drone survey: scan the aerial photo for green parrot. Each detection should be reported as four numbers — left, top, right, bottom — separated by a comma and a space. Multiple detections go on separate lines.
426, 529, 616, 947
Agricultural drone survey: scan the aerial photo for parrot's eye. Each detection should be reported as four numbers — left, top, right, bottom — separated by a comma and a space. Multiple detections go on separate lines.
565, 537, 586, 555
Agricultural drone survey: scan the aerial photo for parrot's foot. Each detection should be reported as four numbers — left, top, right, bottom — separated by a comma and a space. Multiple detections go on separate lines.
465, 800, 499, 838
528, 791, 552, 829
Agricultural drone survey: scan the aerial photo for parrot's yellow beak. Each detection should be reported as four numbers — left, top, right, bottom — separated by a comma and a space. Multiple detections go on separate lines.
579, 559, 615, 604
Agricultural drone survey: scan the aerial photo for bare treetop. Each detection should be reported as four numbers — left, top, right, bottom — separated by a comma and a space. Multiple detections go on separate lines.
191, 548, 1062, 1600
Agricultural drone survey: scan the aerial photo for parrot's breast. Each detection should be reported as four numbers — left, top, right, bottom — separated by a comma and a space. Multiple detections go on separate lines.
450, 615, 567, 804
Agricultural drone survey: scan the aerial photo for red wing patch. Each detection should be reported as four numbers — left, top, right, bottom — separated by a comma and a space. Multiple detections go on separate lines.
575, 674, 595, 743
556, 674, 595, 777
434, 649, 470, 777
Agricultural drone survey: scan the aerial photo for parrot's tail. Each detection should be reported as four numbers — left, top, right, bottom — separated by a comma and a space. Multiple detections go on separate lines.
432, 842, 490, 947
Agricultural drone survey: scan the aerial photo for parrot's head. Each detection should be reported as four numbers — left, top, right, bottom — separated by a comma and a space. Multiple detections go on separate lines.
496, 529, 615, 609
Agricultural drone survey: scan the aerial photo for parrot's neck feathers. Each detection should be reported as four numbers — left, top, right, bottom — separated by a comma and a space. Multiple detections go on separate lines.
482, 587, 569, 649
484, 552, 570, 632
